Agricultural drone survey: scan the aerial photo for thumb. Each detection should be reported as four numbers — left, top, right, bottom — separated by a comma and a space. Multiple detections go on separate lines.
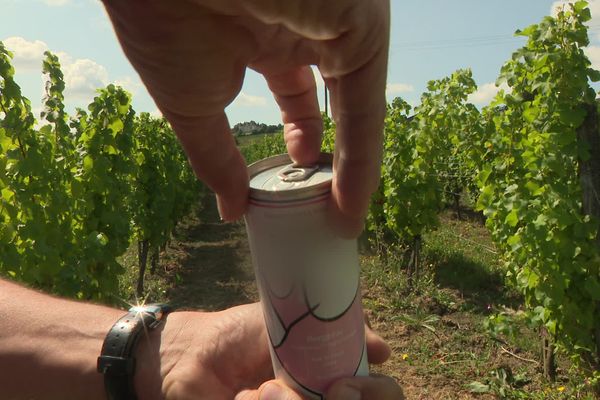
327, 375, 405, 400
235, 381, 304, 400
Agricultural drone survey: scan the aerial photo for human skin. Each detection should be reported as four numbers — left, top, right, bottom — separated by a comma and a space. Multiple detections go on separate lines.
101, 0, 390, 238
0, 279, 404, 399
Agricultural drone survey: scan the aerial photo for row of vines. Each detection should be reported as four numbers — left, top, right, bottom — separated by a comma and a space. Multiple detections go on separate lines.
242, 1, 600, 393
0, 44, 201, 302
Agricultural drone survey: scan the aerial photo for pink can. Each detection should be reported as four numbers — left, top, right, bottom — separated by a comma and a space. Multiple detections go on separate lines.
245, 153, 368, 399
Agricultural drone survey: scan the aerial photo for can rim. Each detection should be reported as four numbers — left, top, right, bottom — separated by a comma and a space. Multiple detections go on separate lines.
247, 153, 333, 202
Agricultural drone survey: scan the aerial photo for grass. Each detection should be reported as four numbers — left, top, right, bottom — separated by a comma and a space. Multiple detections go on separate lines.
362, 210, 596, 399
117, 244, 171, 307
116, 203, 211, 308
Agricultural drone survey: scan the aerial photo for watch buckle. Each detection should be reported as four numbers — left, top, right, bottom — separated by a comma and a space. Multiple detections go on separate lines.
97, 355, 136, 376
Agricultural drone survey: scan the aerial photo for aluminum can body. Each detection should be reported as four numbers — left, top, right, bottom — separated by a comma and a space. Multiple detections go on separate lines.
245, 154, 368, 399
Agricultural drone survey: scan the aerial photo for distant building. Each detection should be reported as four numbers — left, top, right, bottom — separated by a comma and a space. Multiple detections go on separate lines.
232, 121, 283, 136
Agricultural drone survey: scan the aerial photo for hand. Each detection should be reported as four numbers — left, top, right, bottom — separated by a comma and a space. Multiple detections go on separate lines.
134, 303, 404, 400
102, 0, 390, 237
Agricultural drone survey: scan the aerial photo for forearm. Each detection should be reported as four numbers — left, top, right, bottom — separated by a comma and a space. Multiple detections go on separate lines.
0, 278, 121, 400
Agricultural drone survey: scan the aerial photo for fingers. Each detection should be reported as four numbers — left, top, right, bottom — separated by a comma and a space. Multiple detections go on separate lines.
301, 0, 388, 238
168, 112, 249, 221
263, 66, 323, 165
234, 380, 303, 400
366, 325, 392, 364
327, 375, 405, 400
236, 375, 404, 400
326, 46, 389, 238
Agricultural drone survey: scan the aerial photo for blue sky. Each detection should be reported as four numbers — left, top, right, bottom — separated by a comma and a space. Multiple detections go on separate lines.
2, 0, 600, 125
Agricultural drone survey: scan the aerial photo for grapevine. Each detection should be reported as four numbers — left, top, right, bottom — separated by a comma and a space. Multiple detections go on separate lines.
0, 45, 200, 301
477, 1, 600, 383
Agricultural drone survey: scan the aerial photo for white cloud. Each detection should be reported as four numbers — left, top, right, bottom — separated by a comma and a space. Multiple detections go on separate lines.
585, 45, 600, 70
3, 36, 49, 71
60, 57, 109, 99
31, 106, 43, 118
386, 83, 415, 96
3, 37, 112, 101
233, 92, 268, 107
150, 108, 163, 118
42, 0, 70, 5
114, 76, 145, 95
468, 82, 511, 105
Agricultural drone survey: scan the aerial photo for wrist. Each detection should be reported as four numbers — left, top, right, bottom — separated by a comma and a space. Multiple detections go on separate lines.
132, 317, 165, 400
132, 311, 211, 400
69, 308, 123, 400
0, 280, 121, 400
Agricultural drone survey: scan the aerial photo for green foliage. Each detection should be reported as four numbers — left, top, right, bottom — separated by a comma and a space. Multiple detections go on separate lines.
382, 97, 437, 240
321, 113, 335, 153
0, 44, 69, 293
241, 131, 287, 164
132, 112, 200, 253
477, 1, 600, 371
241, 113, 334, 165
70, 84, 138, 298
484, 309, 531, 340
393, 311, 440, 335
468, 367, 531, 399
0, 45, 199, 301
381, 70, 481, 243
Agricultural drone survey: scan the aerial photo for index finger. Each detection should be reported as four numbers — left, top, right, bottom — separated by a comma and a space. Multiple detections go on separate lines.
170, 112, 249, 221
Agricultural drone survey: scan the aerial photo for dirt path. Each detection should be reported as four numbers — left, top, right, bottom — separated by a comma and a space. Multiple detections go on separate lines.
163, 196, 258, 311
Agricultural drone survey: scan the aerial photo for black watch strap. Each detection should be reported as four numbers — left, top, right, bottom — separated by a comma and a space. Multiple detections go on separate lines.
97, 305, 170, 400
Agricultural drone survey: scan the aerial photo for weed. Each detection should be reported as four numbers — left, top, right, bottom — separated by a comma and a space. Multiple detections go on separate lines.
468, 367, 530, 398
394, 310, 440, 335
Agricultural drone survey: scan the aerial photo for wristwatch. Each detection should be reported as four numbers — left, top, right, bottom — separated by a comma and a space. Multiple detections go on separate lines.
97, 304, 171, 400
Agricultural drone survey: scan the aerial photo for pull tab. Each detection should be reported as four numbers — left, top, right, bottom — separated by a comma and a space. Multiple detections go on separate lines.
277, 164, 319, 182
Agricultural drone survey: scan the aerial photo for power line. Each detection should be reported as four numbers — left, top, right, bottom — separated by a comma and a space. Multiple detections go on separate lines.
391, 33, 523, 53
392, 39, 520, 53
394, 33, 517, 48
390, 25, 600, 53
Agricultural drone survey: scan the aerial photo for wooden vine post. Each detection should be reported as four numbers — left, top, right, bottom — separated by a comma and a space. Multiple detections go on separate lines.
579, 102, 600, 396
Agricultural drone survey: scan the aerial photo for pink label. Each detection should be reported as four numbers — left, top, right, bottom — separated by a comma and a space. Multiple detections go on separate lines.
246, 198, 368, 399
267, 289, 366, 396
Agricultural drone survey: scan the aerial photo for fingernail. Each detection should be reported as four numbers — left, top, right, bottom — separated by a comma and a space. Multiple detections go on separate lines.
332, 385, 361, 400
259, 382, 288, 400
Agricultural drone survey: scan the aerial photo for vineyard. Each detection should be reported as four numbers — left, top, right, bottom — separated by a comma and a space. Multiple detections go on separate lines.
0, 44, 201, 302
1, 1, 600, 399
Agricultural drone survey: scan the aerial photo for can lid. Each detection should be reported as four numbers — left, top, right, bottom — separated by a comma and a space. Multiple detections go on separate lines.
248, 153, 333, 202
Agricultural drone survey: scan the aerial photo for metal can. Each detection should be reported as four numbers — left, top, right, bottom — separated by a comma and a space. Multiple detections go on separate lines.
245, 153, 368, 399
